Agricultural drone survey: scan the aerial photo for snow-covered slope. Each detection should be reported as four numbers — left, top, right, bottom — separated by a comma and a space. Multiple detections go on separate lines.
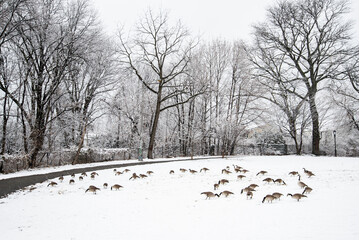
1, 155, 358, 240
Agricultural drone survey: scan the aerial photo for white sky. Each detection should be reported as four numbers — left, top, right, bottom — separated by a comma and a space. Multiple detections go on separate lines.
92, 0, 359, 42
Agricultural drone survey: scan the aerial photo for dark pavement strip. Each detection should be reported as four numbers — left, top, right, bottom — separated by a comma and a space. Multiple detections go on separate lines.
0, 156, 231, 198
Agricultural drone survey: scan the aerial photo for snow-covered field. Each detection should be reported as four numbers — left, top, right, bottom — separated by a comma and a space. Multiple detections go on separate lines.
1, 155, 359, 240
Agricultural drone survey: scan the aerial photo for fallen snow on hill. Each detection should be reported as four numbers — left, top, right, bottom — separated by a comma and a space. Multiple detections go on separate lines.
1, 155, 359, 240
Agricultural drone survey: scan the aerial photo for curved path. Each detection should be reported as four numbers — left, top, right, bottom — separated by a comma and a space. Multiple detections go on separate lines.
0, 156, 228, 198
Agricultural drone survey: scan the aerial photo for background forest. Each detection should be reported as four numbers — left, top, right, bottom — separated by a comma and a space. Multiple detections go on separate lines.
1, 0, 358, 172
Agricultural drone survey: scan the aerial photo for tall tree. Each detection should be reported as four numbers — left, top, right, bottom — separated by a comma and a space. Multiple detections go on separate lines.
252, 0, 358, 155
0, 0, 100, 167
118, 9, 200, 159
247, 39, 311, 154
0, 0, 26, 155
69, 39, 117, 164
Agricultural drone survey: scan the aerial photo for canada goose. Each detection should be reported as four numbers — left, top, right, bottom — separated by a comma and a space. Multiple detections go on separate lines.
221, 169, 232, 174
201, 192, 220, 199
79, 176, 83, 181
169, 170, 175, 174
103, 183, 108, 189
240, 169, 249, 174
139, 174, 148, 178
81, 172, 87, 177
115, 171, 123, 176
111, 184, 123, 190
246, 191, 253, 199
248, 184, 259, 189
219, 191, 234, 197
58, 176, 64, 182
214, 183, 220, 190
302, 186, 313, 195
262, 194, 276, 203
234, 168, 241, 173
47, 181, 58, 187
91, 175, 96, 180
200, 167, 209, 173
289, 171, 299, 176
272, 192, 283, 200
298, 175, 307, 188
71, 173, 75, 178
274, 178, 287, 185
237, 175, 246, 180
287, 193, 307, 201
256, 170, 267, 176
189, 169, 198, 174
302, 168, 315, 177
305, 171, 315, 178
146, 171, 154, 175
91, 172, 99, 176
179, 168, 187, 173
129, 173, 140, 180
123, 169, 131, 173
241, 187, 255, 194
219, 179, 229, 185
233, 164, 242, 170
69, 179, 75, 185
263, 178, 274, 184
85, 185, 100, 194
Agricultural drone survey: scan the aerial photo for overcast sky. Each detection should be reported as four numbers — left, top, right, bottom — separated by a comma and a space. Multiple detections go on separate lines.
92, 0, 359, 42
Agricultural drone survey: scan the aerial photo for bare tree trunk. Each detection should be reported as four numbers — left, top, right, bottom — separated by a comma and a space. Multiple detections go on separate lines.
309, 92, 320, 155
1, 92, 8, 154
28, 127, 45, 168
147, 87, 162, 159
21, 110, 28, 153
72, 122, 87, 165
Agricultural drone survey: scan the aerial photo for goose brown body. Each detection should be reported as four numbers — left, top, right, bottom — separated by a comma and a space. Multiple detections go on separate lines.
262, 194, 275, 203
272, 192, 283, 200
256, 170, 267, 176
85, 185, 100, 194
219, 179, 229, 185
47, 181, 57, 187
111, 184, 123, 190
201, 192, 220, 199
220, 191, 234, 197
287, 193, 307, 201
302, 186, 313, 194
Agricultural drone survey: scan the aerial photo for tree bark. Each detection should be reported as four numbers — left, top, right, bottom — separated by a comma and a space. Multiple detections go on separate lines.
147, 86, 162, 159
1, 92, 8, 155
72, 122, 87, 165
308, 92, 320, 155
28, 127, 45, 168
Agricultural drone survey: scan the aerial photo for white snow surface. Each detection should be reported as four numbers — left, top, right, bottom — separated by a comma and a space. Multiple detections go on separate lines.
1, 155, 359, 240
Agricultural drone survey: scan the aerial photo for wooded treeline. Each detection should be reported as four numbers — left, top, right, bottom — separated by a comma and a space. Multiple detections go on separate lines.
1, 0, 358, 169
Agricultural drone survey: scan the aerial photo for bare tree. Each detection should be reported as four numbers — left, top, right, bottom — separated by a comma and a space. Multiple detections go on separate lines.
0, 0, 26, 155
223, 41, 262, 155
69, 40, 117, 164
0, 0, 100, 167
331, 56, 359, 131
0, 0, 25, 48
252, 0, 358, 155
117, 9, 201, 159
247, 39, 311, 154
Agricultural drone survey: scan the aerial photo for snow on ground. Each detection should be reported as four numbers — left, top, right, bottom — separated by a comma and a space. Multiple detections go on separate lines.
1, 155, 359, 240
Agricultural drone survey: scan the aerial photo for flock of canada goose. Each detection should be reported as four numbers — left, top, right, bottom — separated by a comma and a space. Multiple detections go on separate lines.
198, 164, 315, 203
45, 168, 156, 195
44, 162, 315, 204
